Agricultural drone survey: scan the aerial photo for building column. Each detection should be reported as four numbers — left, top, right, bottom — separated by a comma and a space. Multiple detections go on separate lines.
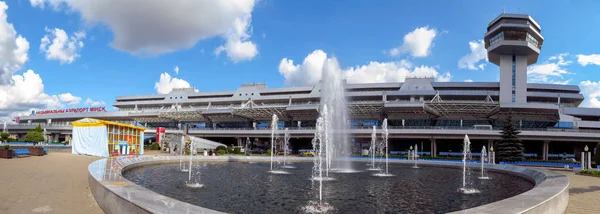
237, 137, 243, 147
430, 139, 437, 157
543, 141, 550, 160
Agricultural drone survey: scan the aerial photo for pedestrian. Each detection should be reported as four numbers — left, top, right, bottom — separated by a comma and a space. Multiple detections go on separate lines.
203, 149, 208, 156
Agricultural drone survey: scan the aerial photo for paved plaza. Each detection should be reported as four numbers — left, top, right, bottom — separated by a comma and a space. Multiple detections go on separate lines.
560, 170, 600, 213
0, 153, 102, 214
0, 153, 598, 213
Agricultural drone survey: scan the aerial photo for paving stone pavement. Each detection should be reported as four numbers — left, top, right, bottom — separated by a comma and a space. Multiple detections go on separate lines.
552, 169, 600, 214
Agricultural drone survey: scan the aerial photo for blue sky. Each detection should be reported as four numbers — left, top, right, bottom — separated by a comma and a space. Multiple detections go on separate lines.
1, 0, 600, 120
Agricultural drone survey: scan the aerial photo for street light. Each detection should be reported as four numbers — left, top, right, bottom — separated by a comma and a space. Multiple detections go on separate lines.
585, 145, 589, 152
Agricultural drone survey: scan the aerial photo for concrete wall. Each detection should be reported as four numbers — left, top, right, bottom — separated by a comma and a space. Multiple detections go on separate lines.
516, 55, 528, 103
499, 55, 513, 103
88, 156, 569, 214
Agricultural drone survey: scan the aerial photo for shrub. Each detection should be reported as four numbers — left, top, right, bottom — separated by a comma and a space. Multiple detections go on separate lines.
150, 142, 160, 150
216, 149, 227, 155
580, 170, 600, 176
7, 138, 17, 142
234, 147, 242, 154
2, 145, 9, 150
216, 146, 227, 152
266, 149, 272, 155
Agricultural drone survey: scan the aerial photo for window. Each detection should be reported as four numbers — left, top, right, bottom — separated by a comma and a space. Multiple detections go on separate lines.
489, 31, 504, 46
251, 93, 254, 96
180, 97, 183, 99
512, 55, 516, 102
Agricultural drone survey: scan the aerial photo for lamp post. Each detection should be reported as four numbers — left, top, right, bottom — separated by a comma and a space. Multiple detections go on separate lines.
409, 145, 414, 160
489, 146, 495, 164
583, 145, 591, 170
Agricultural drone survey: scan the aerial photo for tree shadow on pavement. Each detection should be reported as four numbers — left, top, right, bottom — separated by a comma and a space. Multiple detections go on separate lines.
570, 186, 600, 195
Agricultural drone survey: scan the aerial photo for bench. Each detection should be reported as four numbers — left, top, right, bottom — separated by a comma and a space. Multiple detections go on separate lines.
13, 149, 30, 157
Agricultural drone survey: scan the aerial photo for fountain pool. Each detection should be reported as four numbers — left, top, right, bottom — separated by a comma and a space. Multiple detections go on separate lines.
123, 161, 533, 213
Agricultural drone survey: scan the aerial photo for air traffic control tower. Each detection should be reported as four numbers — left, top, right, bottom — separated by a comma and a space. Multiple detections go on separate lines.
485, 13, 544, 103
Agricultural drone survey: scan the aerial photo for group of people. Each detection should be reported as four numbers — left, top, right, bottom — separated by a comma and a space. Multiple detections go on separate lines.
202, 149, 217, 156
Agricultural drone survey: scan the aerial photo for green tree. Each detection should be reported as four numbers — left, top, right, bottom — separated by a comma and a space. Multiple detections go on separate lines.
496, 114, 525, 162
33, 124, 43, 133
24, 124, 45, 143
24, 131, 44, 143
0, 132, 10, 142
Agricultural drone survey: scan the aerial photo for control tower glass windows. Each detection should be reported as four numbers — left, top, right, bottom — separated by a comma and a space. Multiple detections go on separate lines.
486, 30, 540, 49
512, 55, 516, 102
526, 33, 540, 48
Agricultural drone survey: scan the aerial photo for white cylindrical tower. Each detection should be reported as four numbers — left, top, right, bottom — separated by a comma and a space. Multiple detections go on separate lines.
485, 13, 544, 103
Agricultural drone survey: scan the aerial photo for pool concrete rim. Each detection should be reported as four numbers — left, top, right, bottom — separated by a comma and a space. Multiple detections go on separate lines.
88, 155, 569, 214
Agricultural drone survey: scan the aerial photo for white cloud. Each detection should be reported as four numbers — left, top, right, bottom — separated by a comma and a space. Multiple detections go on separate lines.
154, 72, 193, 94
174, 66, 179, 75
0, 2, 30, 84
214, 14, 258, 62
527, 53, 573, 84
576, 54, 600, 66
0, 70, 62, 119
58, 93, 81, 105
458, 40, 488, 70
279, 49, 446, 86
436, 72, 452, 82
31, 0, 258, 62
464, 79, 474, 82
84, 98, 105, 107
40, 27, 85, 64
580, 81, 600, 108
388, 26, 437, 58
0, 3, 94, 120
278, 50, 328, 86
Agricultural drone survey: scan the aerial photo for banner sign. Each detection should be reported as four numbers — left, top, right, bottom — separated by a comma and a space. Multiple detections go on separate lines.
156, 127, 166, 143
33, 107, 106, 115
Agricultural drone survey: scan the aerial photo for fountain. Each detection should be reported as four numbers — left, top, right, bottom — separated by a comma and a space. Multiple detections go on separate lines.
459, 135, 479, 194
270, 114, 278, 172
245, 137, 250, 156
479, 146, 490, 180
374, 119, 393, 177
282, 128, 295, 169
179, 135, 188, 172
320, 57, 352, 172
184, 139, 203, 188
367, 126, 380, 171
269, 114, 289, 174
413, 144, 419, 169
305, 116, 334, 213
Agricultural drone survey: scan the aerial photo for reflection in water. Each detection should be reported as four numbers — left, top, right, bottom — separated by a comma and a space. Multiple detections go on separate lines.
123, 162, 533, 214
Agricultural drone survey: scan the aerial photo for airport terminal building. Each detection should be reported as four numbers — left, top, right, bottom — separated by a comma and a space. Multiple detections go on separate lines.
6, 13, 600, 159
